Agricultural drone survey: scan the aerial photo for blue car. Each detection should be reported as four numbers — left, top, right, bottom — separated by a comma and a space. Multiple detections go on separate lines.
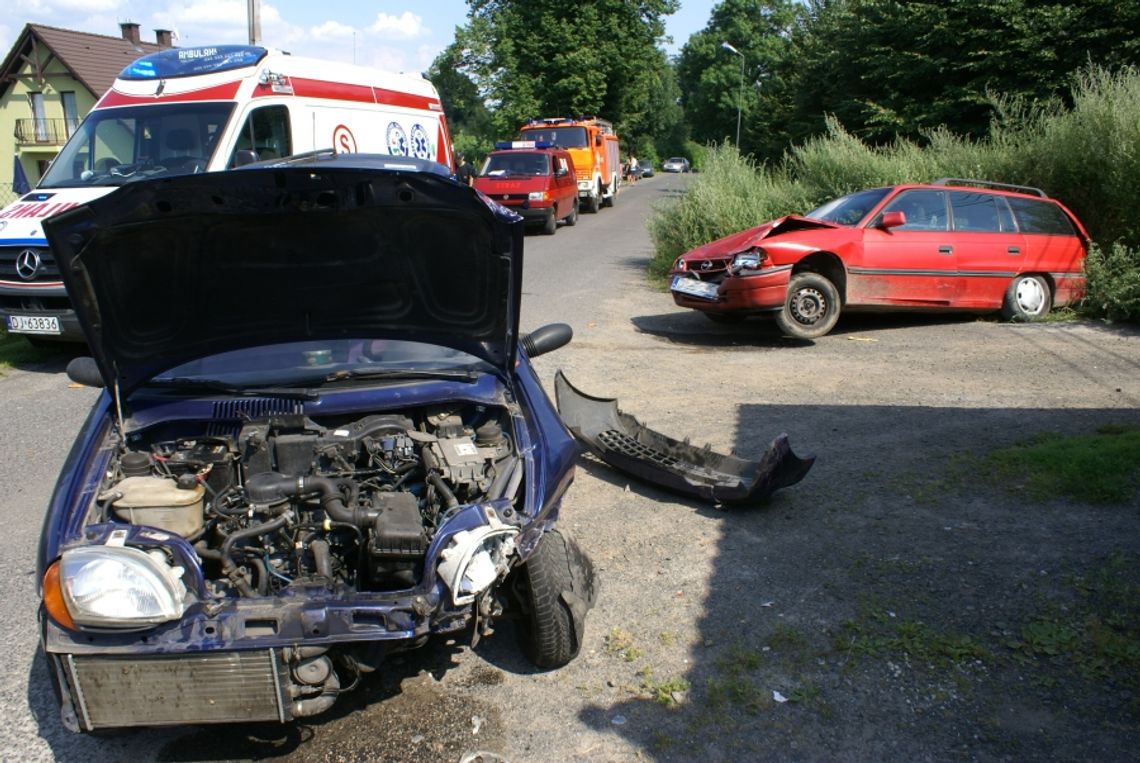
36, 154, 596, 732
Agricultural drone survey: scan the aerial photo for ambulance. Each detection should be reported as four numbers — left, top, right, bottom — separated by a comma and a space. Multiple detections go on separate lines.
0, 44, 453, 343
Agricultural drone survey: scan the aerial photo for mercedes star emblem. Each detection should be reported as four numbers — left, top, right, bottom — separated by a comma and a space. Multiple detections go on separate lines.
15, 249, 42, 280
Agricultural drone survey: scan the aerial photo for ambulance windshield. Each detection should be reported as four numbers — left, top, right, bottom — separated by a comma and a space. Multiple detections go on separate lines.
39, 102, 235, 188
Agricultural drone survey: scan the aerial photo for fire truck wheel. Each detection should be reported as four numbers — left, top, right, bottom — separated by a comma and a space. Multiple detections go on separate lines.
586, 192, 600, 214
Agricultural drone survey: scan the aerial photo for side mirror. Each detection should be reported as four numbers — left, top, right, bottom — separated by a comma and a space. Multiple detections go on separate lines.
232, 149, 259, 167
879, 210, 906, 229
521, 323, 572, 358
594, 134, 602, 147
66, 356, 105, 388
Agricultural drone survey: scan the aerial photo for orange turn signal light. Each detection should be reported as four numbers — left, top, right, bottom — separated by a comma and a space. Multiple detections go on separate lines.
42, 561, 76, 631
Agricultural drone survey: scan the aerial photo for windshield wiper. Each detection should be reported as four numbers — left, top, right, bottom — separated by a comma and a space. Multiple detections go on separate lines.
144, 377, 319, 400
323, 368, 479, 384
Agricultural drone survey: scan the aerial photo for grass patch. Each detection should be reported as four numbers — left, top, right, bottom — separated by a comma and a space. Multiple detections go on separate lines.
1008, 553, 1140, 689
834, 600, 991, 668
0, 330, 52, 376
715, 642, 764, 673
642, 676, 691, 707
705, 674, 767, 714
604, 627, 643, 662
980, 425, 1140, 504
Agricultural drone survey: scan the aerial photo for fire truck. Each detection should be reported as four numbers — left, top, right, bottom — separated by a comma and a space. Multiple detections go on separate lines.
1, 44, 453, 343
516, 117, 621, 214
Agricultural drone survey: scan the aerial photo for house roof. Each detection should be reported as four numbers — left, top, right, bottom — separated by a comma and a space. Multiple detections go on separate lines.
0, 23, 171, 99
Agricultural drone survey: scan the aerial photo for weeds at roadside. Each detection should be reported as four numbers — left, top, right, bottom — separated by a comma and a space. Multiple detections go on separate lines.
604, 627, 643, 662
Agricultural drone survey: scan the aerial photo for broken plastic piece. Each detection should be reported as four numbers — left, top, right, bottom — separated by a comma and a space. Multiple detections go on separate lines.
554, 371, 814, 505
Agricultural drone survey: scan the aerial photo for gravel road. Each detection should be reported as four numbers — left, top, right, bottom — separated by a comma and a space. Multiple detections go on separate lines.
2, 172, 1137, 761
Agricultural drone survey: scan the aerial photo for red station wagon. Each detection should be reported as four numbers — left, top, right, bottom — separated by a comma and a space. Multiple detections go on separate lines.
669, 179, 1090, 338
474, 141, 579, 234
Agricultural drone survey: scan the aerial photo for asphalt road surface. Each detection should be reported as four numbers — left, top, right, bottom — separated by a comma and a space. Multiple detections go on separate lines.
2, 171, 1138, 761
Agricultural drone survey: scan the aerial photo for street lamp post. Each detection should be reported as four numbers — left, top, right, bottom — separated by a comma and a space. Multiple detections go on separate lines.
721, 41, 744, 148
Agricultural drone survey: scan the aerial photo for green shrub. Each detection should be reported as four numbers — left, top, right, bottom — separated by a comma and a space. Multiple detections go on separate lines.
646, 143, 810, 279
1082, 243, 1140, 322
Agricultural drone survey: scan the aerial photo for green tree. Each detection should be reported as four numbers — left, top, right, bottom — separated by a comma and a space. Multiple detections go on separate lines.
676, 0, 800, 161
781, 0, 1140, 146
437, 0, 678, 146
427, 33, 496, 160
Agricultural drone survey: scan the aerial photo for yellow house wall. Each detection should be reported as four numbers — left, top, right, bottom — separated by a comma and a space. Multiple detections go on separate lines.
0, 41, 97, 192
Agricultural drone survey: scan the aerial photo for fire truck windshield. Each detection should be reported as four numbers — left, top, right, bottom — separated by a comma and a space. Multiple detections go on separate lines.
517, 126, 588, 149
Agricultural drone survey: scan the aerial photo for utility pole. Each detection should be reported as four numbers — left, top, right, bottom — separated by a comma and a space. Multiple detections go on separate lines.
721, 42, 744, 148
247, 0, 262, 45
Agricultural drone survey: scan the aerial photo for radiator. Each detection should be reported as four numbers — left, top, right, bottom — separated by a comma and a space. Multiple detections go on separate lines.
63, 650, 287, 729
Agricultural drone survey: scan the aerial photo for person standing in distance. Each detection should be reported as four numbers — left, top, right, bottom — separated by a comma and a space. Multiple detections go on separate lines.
456, 152, 476, 186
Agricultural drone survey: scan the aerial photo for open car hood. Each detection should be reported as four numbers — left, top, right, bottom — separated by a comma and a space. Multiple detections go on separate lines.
44, 155, 523, 395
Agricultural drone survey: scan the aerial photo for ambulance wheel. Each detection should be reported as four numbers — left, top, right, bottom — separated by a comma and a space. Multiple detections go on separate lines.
542, 210, 557, 235
564, 198, 579, 227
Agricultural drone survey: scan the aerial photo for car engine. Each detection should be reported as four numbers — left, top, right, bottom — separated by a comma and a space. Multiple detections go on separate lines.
94, 405, 520, 597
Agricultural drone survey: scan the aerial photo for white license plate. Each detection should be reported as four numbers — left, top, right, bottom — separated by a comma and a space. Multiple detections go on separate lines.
671, 275, 720, 300
6, 315, 61, 334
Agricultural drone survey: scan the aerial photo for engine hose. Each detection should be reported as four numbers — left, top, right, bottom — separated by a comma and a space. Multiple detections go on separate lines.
427, 471, 459, 511
310, 539, 333, 579
290, 669, 341, 718
220, 511, 289, 596
244, 472, 374, 526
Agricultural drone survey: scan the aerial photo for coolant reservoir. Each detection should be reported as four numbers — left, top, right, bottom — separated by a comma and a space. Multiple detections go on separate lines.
111, 476, 205, 537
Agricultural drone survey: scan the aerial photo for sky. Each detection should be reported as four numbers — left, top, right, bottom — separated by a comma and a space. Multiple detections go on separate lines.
4, 1, 714, 75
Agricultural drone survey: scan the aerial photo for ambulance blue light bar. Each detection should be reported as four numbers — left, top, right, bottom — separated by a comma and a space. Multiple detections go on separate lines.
494, 140, 553, 150
119, 45, 269, 80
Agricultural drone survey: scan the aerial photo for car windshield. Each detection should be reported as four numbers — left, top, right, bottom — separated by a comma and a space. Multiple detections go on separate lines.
481, 153, 550, 176
39, 102, 235, 188
805, 187, 892, 226
150, 338, 495, 389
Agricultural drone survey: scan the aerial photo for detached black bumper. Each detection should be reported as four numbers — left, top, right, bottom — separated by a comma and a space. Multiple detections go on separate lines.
555, 371, 814, 505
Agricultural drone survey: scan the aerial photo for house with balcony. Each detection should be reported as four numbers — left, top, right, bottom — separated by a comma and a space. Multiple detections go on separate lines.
0, 22, 173, 203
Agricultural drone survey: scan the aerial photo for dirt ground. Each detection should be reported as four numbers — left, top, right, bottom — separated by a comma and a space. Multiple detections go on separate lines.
141, 314, 1140, 763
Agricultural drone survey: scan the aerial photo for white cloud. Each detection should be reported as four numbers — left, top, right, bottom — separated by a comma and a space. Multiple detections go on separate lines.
367, 11, 427, 39
310, 20, 356, 42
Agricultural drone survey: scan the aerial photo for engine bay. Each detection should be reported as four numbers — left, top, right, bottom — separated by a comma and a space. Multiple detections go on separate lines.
94, 404, 521, 597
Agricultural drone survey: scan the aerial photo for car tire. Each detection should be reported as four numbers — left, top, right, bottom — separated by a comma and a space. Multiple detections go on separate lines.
564, 198, 579, 227
704, 312, 745, 324
542, 210, 557, 235
514, 530, 585, 669
776, 272, 842, 339
1001, 274, 1052, 321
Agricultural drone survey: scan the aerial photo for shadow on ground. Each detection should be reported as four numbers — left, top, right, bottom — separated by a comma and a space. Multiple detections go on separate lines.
574, 401, 1140, 760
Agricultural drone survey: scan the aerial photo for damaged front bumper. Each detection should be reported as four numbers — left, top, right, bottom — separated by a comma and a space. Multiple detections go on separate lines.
555, 372, 814, 505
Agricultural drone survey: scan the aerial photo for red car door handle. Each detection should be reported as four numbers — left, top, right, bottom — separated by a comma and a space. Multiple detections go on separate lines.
1008, 246, 1021, 255
938, 245, 953, 255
